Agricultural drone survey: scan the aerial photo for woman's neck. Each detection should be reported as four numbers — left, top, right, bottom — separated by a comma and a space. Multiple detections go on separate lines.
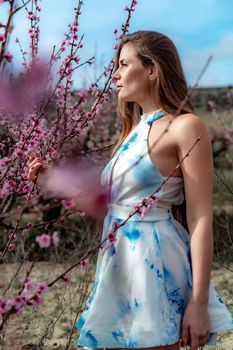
142, 107, 161, 116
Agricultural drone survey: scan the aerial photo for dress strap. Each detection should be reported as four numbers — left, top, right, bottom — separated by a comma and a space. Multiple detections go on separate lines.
145, 109, 167, 125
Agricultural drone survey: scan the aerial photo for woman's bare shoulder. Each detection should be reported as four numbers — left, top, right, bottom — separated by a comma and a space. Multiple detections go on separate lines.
170, 112, 209, 140
172, 112, 206, 126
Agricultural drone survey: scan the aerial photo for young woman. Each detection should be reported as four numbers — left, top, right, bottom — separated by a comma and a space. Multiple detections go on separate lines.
28, 31, 233, 350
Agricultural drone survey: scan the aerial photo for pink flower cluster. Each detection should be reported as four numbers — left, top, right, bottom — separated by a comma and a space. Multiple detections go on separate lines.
35, 231, 59, 248
101, 221, 120, 255
3, 52, 13, 62
0, 34, 5, 42
134, 194, 159, 220
81, 258, 90, 270
22, 279, 48, 309
28, 27, 39, 40
0, 279, 49, 317
61, 199, 76, 209
0, 0, 137, 281
113, 0, 138, 50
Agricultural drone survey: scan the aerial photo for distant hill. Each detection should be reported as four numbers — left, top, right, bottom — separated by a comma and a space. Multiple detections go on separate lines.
191, 86, 232, 110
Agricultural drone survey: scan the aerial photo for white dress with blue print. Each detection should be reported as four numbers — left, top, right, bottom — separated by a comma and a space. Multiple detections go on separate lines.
77, 109, 233, 348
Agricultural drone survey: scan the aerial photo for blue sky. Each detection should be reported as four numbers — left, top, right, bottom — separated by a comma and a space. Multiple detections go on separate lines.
1, 0, 233, 87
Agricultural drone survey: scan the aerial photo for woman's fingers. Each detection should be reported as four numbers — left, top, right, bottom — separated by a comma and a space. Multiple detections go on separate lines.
28, 162, 42, 177
28, 154, 36, 161
181, 324, 189, 346
28, 162, 47, 184
198, 332, 210, 347
28, 157, 43, 168
189, 328, 210, 349
190, 334, 200, 350
28, 157, 51, 186
28, 161, 43, 174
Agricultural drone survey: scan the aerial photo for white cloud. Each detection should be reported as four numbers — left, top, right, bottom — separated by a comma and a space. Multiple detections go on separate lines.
183, 32, 233, 86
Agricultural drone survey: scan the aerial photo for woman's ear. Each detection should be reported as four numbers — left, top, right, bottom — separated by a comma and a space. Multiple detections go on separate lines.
148, 62, 158, 81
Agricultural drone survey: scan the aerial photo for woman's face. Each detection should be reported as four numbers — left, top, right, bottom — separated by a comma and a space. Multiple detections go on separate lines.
112, 43, 153, 104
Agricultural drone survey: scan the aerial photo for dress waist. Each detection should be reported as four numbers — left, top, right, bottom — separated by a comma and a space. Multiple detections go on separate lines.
107, 203, 173, 221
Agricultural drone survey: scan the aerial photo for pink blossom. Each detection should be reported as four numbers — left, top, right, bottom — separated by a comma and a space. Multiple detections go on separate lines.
21, 229, 28, 237
81, 258, 90, 270
86, 112, 92, 119
78, 90, 88, 100
62, 275, 70, 287
70, 24, 78, 33
151, 194, 158, 202
0, 34, 5, 42
27, 12, 35, 20
113, 221, 121, 230
8, 180, 16, 189
3, 52, 13, 63
36, 282, 48, 294
117, 34, 124, 40
8, 243, 15, 252
0, 297, 12, 315
31, 294, 43, 308
61, 199, 76, 209
108, 231, 117, 243
10, 233, 17, 241
52, 231, 59, 247
36, 234, 51, 248
12, 295, 25, 310
23, 278, 35, 294
101, 231, 117, 255
133, 204, 141, 212
133, 195, 159, 219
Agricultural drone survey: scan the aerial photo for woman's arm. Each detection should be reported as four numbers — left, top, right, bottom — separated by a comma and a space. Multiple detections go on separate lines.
173, 113, 213, 349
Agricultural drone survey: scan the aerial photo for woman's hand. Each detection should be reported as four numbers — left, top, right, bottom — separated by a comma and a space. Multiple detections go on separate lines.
27, 154, 51, 187
181, 299, 210, 350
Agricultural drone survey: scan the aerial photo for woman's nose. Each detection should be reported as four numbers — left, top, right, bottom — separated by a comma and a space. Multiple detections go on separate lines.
112, 69, 120, 82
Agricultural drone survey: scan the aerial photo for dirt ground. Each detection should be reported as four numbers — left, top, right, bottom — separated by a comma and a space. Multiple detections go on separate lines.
0, 261, 232, 350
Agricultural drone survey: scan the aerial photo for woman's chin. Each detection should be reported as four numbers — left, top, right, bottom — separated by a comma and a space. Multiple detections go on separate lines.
118, 93, 134, 103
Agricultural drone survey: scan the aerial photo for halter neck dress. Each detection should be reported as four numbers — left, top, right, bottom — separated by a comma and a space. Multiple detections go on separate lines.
77, 109, 233, 348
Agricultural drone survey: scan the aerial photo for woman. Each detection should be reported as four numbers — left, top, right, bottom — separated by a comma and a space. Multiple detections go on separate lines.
28, 31, 233, 350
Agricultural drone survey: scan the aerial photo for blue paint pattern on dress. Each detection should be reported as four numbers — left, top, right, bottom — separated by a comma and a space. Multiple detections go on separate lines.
85, 330, 98, 347
112, 331, 127, 346
124, 228, 140, 241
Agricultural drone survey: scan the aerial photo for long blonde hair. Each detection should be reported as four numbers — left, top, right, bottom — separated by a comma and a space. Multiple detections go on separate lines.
112, 30, 194, 155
